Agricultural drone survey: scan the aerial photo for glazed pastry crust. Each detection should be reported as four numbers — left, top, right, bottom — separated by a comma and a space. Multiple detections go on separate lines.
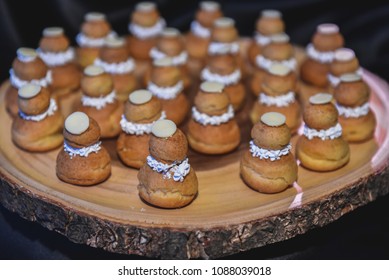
187, 119, 241, 154
124, 96, 162, 123
312, 32, 344, 52
251, 121, 291, 150
296, 136, 350, 171
112, 73, 138, 102
64, 116, 100, 148
126, 36, 157, 60
186, 33, 211, 60
56, 146, 111, 186
39, 35, 70, 53
223, 83, 246, 112
50, 63, 81, 98
159, 93, 189, 126
81, 20, 111, 38
12, 110, 64, 152
240, 151, 297, 193
137, 165, 198, 209
18, 87, 51, 115
334, 80, 370, 107
330, 57, 359, 77
149, 129, 188, 162
76, 47, 100, 69
81, 73, 113, 97
12, 58, 48, 81
303, 102, 338, 130
300, 58, 331, 88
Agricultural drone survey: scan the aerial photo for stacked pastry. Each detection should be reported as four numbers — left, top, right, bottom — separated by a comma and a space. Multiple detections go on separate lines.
6, 48, 52, 118
37, 27, 81, 99
56, 111, 111, 186
76, 65, 122, 138
146, 27, 190, 89
334, 73, 376, 142
328, 48, 362, 91
187, 81, 240, 154
94, 36, 138, 102
250, 33, 296, 97
201, 17, 246, 111
117, 89, 165, 168
240, 112, 297, 193
76, 12, 116, 69
296, 93, 350, 171
12, 84, 63, 152
186, 1, 223, 61
300, 23, 344, 89
247, 9, 285, 68
250, 63, 301, 134
138, 119, 198, 208
127, 1, 166, 60
147, 57, 189, 125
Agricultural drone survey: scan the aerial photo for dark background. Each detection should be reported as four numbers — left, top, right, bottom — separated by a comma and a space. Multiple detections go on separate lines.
1, 0, 389, 260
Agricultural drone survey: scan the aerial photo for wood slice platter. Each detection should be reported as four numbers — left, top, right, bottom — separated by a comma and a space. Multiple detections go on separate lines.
1, 44, 389, 259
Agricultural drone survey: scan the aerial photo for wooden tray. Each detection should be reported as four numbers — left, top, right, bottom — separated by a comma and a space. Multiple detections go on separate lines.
1, 57, 389, 259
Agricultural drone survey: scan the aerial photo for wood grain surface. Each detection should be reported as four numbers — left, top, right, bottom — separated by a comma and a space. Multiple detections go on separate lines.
1, 42, 389, 259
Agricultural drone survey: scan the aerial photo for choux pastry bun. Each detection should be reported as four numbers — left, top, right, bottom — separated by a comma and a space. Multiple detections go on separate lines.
127, 2, 166, 60
38, 27, 81, 99
250, 63, 301, 134
137, 119, 198, 208
11, 84, 63, 152
334, 73, 376, 142
56, 111, 111, 186
117, 89, 165, 168
296, 93, 350, 171
6, 47, 52, 118
76, 65, 123, 138
94, 36, 138, 102
187, 81, 241, 154
147, 57, 189, 125
240, 112, 298, 193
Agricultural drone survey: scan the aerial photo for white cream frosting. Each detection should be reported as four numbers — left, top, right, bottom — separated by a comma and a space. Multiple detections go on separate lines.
190, 20, 211, 38
64, 141, 102, 159
149, 47, 188, 66
250, 140, 291, 161
201, 67, 241, 86
303, 123, 342, 140
37, 47, 75, 67
9, 69, 52, 89
81, 90, 116, 109
336, 102, 370, 118
76, 31, 116, 48
120, 111, 166, 135
254, 32, 272, 46
19, 98, 58, 122
146, 155, 190, 182
192, 104, 234, 126
328, 68, 363, 87
208, 41, 240, 55
259, 91, 296, 107
128, 18, 166, 39
94, 57, 135, 74
306, 43, 335, 63
147, 80, 183, 100
255, 55, 297, 71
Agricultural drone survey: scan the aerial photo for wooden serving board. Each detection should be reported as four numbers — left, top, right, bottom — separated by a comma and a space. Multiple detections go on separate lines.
1, 51, 389, 259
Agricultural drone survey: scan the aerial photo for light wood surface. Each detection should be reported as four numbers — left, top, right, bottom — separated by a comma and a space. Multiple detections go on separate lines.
1, 42, 389, 259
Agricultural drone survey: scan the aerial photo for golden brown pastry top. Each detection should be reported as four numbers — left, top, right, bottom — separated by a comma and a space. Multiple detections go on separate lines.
39, 27, 70, 53
64, 116, 101, 148
124, 95, 162, 123
150, 64, 182, 87
262, 67, 297, 96
312, 23, 344, 52
18, 85, 51, 115
81, 70, 114, 97
149, 128, 188, 163
211, 17, 238, 43
195, 2, 223, 28
194, 86, 230, 116
251, 117, 291, 150
156, 28, 185, 56
12, 49, 48, 81
207, 54, 237, 75
256, 10, 285, 35
131, 2, 161, 27
330, 48, 360, 76
304, 99, 338, 130
81, 12, 111, 38
99, 39, 129, 63
262, 35, 294, 61
334, 77, 370, 107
